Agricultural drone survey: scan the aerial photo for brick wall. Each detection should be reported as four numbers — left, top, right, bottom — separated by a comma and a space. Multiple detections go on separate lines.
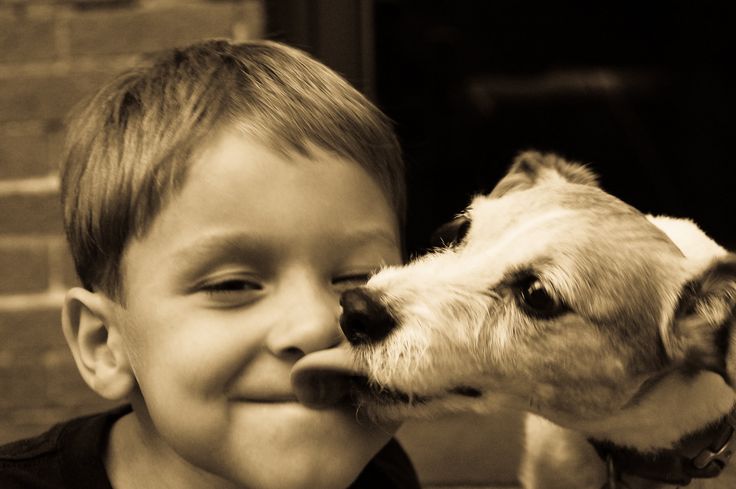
0, 0, 264, 445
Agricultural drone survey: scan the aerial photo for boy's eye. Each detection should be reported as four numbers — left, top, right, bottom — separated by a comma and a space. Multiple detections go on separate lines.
332, 273, 372, 287
201, 279, 263, 293
196, 276, 264, 307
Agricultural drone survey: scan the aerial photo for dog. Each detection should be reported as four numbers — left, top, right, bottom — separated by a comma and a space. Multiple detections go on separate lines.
292, 152, 736, 488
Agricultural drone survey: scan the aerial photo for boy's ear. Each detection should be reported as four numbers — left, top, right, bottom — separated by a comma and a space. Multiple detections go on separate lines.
489, 151, 600, 199
61, 287, 136, 400
666, 254, 736, 384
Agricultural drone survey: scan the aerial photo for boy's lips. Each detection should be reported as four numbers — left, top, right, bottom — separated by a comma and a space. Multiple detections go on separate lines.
290, 346, 367, 409
230, 396, 299, 403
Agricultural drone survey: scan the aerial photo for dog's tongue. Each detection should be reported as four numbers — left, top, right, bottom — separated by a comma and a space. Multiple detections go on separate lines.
291, 347, 365, 409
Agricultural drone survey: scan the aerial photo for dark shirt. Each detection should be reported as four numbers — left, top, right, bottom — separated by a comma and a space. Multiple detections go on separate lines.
0, 405, 420, 489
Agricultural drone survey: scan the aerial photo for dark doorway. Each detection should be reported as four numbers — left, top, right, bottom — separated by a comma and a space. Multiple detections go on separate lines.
265, 1, 735, 256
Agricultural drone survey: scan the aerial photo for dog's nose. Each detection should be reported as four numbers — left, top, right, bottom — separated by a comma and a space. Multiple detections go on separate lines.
339, 287, 396, 345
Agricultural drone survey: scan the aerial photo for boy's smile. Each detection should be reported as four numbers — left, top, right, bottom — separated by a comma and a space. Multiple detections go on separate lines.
105, 129, 403, 489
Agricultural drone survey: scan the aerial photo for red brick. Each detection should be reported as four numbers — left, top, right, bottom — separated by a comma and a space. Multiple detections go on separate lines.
0, 308, 64, 350
0, 132, 50, 179
0, 348, 115, 414
0, 400, 118, 444
0, 73, 111, 122
0, 16, 57, 63
45, 120, 67, 174
71, 0, 133, 6
0, 418, 53, 445
0, 193, 63, 234
0, 364, 50, 409
1, 346, 53, 368
6, 405, 98, 425
58, 245, 81, 288
45, 353, 104, 407
69, 4, 236, 56
0, 244, 49, 294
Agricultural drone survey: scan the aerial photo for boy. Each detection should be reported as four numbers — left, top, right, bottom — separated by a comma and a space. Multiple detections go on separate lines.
0, 40, 419, 489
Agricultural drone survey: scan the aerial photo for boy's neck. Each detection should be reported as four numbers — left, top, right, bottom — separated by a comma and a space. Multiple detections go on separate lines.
105, 408, 241, 489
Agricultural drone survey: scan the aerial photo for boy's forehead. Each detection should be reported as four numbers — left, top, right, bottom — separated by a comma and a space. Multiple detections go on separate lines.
186, 130, 397, 217
191, 129, 378, 188
120, 130, 401, 275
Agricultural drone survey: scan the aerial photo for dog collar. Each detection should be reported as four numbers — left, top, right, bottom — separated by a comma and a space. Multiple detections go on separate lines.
589, 406, 736, 487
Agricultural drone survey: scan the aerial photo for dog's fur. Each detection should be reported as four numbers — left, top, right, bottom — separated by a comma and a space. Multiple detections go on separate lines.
342, 152, 736, 488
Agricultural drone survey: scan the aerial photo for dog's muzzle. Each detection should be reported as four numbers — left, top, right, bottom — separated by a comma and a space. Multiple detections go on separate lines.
339, 287, 396, 345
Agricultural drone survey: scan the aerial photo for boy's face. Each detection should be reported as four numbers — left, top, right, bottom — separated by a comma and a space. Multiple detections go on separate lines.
110, 130, 402, 489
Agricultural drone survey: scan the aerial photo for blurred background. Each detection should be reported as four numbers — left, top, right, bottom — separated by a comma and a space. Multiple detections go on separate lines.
1, 1, 733, 488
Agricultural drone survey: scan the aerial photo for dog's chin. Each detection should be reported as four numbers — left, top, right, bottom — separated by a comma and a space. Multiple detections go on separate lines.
351, 381, 497, 422
357, 397, 437, 422
352, 380, 433, 420
293, 370, 482, 421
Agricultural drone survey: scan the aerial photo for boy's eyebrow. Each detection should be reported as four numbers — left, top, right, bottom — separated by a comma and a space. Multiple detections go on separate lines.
166, 234, 271, 286
171, 232, 272, 265
169, 227, 400, 267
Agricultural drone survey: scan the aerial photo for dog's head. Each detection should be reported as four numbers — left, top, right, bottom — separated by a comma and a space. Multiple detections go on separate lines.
330, 152, 736, 428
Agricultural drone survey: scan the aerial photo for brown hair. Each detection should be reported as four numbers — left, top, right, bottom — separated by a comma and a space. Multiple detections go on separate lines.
61, 39, 405, 300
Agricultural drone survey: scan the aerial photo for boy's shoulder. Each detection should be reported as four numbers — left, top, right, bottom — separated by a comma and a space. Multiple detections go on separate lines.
0, 405, 130, 489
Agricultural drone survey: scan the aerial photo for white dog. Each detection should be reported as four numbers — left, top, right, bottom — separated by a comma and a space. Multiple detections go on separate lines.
292, 152, 736, 489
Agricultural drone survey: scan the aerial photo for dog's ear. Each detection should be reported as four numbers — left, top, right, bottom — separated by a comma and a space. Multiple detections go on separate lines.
666, 254, 736, 384
489, 151, 600, 198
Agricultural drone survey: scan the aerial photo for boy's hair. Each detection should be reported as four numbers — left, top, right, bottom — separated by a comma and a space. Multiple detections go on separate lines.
61, 39, 406, 301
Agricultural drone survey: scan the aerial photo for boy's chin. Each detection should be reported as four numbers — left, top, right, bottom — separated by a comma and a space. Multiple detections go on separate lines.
219, 415, 393, 489
217, 401, 398, 489
257, 459, 370, 489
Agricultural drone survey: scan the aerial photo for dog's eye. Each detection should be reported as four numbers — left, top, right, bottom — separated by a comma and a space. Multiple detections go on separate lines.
430, 216, 471, 247
518, 278, 567, 318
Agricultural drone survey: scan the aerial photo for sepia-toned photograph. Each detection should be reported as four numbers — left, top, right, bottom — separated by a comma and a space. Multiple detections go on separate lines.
0, 1, 734, 488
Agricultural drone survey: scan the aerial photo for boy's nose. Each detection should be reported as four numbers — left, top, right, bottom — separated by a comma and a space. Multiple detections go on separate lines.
339, 287, 396, 345
266, 282, 341, 359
